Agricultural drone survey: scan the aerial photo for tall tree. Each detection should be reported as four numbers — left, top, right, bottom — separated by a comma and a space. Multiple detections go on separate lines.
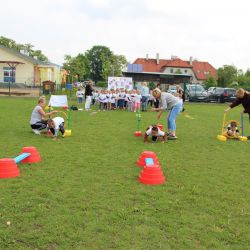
85, 45, 114, 81
63, 54, 88, 82
217, 65, 238, 87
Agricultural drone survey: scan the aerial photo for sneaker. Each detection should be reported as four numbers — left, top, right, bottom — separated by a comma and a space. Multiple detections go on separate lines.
168, 134, 177, 139
32, 129, 41, 135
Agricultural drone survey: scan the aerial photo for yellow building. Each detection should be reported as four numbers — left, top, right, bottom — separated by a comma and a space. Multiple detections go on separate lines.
0, 45, 63, 86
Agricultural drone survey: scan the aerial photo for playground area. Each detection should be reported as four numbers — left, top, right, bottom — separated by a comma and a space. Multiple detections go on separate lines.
0, 97, 249, 249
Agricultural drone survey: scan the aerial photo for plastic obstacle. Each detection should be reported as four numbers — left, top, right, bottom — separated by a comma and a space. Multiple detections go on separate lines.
0, 146, 41, 179
134, 110, 142, 137
47, 95, 72, 137
217, 113, 247, 142
136, 151, 166, 185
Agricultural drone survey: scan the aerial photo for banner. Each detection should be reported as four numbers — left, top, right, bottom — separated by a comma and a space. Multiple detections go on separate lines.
48, 95, 68, 107
108, 77, 133, 90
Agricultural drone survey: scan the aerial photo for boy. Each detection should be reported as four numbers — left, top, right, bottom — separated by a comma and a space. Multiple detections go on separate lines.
226, 121, 240, 138
144, 125, 167, 143
47, 117, 65, 139
76, 88, 84, 106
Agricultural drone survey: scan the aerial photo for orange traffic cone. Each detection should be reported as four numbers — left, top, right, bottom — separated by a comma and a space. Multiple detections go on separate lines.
0, 158, 20, 178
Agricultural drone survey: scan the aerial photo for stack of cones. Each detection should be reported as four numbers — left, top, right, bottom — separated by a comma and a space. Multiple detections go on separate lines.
136, 151, 166, 185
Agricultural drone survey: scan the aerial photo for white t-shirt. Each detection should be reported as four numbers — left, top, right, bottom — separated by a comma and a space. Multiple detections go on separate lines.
99, 94, 106, 103
76, 90, 84, 98
135, 94, 142, 104
30, 105, 43, 125
146, 126, 165, 137
53, 117, 64, 130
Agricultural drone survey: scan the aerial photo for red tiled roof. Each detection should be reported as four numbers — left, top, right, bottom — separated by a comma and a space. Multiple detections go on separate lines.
134, 58, 193, 73
190, 61, 217, 80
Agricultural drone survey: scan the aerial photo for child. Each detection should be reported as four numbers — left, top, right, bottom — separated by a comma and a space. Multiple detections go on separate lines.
118, 88, 126, 109
134, 90, 142, 112
76, 88, 84, 106
47, 117, 65, 139
98, 90, 107, 111
226, 121, 240, 137
110, 89, 116, 110
144, 125, 167, 143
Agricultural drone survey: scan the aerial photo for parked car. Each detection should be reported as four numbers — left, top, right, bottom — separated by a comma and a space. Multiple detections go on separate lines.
207, 87, 236, 103
185, 84, 208, 102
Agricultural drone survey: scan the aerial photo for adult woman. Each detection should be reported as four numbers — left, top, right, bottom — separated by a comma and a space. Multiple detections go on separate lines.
152, 88, 183, 139
225, 88, 250, 138
30, 96, 58, 135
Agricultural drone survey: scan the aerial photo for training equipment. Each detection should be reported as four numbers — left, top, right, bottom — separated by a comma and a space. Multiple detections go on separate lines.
137, 151, 159, 167
136, 151, 166, 185
48, 95, 72, 137
0, 147, 41, 178
157, 124, 164, 130
134, 110, 142, 137
217, 112, 247, 142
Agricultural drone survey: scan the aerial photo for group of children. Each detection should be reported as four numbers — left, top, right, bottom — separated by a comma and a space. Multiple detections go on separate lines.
76, 88, 155, 112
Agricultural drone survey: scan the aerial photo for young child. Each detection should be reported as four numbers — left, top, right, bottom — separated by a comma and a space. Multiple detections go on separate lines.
98, 90, 107, 111
47, 117, 65, 139
144, 125, 167, 143
134, 90, 142, 112
226, 121, 240, 137
76, 88, 84, 106
110, 89, 116, 110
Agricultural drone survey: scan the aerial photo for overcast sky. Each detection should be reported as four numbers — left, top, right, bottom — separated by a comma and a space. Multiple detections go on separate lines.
1, 0, 250, 70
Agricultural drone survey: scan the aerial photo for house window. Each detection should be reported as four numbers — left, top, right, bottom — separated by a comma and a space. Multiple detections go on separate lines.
184, 70, 188, 73
170, 68, 173, 73
3, 67, 16, 83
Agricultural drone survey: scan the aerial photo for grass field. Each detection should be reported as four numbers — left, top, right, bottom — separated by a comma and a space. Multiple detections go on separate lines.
0, 97, 249, 250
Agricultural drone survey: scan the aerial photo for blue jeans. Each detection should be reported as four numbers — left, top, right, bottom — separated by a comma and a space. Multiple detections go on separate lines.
141, 96, 148, 111
167, 101, 183, 132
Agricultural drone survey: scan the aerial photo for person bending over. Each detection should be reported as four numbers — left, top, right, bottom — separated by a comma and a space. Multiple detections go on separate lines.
47, 117, 65, 139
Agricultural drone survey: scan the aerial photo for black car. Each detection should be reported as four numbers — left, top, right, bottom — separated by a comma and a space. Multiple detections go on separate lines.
208, 87, 236, 103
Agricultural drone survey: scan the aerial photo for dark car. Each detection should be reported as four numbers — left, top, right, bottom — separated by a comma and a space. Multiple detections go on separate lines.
208, 87, 236, 103
185, 84, 208, 102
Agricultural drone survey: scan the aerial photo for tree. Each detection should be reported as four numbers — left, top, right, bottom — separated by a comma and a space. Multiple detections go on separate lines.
63, 54, 89, 82
85, 45, 114, 81
112, 55, 127, 76
217, 65, 238, 87
203, 75, 217, 89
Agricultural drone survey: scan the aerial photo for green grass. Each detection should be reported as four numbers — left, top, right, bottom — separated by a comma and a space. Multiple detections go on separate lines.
0, 97, 249, 250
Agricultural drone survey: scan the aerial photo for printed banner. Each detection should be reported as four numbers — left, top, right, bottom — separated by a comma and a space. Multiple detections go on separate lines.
48, 95, 68, 107
108, 77, 133, 90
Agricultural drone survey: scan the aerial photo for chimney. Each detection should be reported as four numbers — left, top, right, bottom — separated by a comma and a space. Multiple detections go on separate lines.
189, 56, 193, 65
146, 54, 149, 60
156, 53, 159, 64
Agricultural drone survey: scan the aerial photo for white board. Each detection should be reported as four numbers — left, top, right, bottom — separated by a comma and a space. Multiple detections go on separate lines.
108, 77, 133, 90
48, 95, 68, 107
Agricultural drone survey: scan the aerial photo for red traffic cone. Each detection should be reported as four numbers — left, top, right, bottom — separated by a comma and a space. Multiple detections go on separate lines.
0, 158, 20, 178
137, 151, 159, 167
21, 147, 41, 164
157, 124, 164, 130
138, 164, 165, 185
134, 131, 142, 137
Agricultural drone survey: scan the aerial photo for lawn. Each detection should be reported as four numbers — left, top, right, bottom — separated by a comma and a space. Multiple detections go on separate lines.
0, 97, 249, 250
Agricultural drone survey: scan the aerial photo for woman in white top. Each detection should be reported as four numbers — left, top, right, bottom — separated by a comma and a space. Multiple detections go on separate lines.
152, 88, 183, 139
30, 97, 58, 135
